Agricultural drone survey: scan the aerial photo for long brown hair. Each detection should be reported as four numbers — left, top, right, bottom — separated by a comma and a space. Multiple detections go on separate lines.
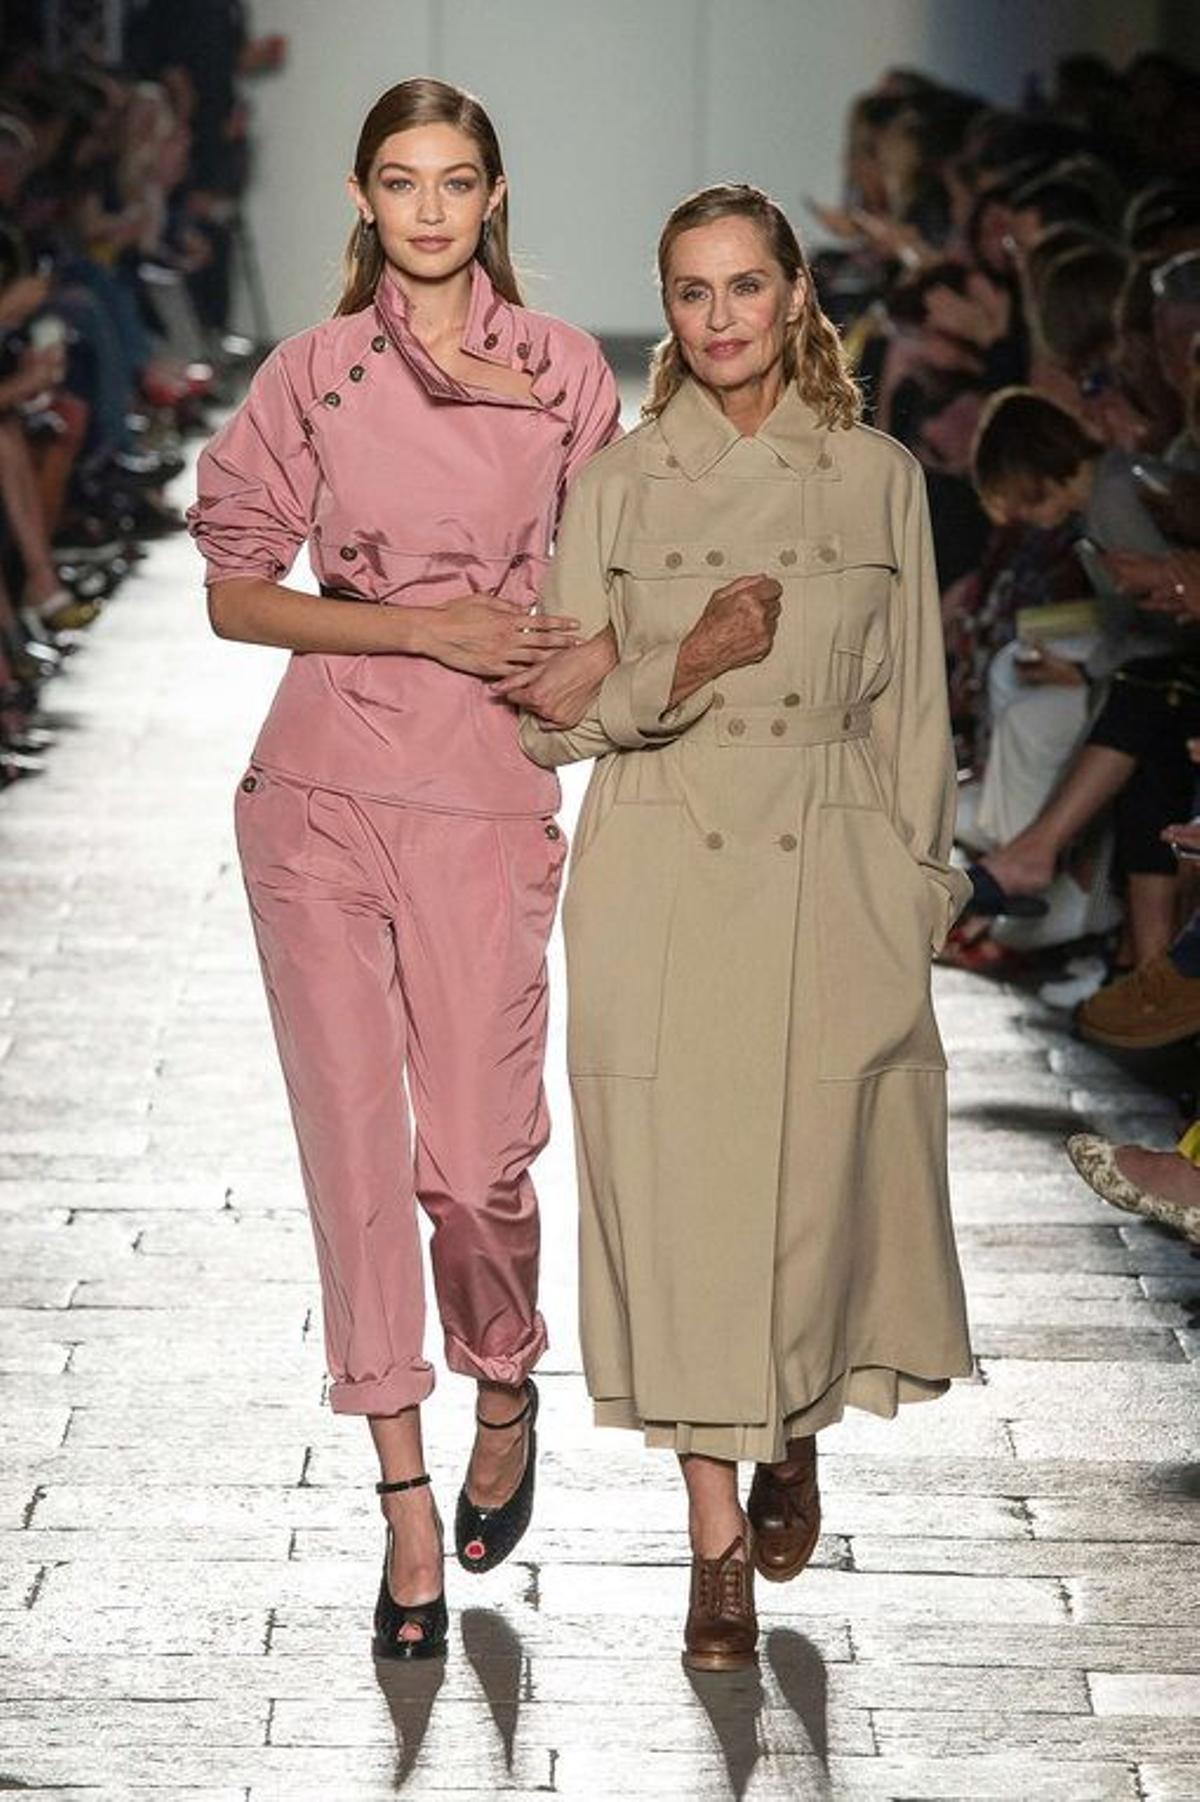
644, 183, 861, 429
335, 77, 521, 316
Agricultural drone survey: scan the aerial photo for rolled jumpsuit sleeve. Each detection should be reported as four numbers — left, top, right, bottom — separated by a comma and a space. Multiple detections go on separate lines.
870, 462, 971, 952
187, 346, 320, 587
521, 462, 716, 768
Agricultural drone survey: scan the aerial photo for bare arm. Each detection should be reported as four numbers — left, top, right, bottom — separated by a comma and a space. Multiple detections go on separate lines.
208, 577, 581, 676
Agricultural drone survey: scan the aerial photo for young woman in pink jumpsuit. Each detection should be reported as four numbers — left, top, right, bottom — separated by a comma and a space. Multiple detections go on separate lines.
187, 78, 619, 1658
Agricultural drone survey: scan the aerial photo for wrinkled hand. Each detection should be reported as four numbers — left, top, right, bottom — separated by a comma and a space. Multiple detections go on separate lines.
1103, 549, 1200, 620
674, 574, 783, 698
426, 595, 580, 678
491, 626, 618, 728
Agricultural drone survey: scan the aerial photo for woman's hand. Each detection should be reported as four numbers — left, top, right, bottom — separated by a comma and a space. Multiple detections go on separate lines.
1014, 646, 1087, 687
421, 595, 581, 678
0, 342, 65, 410
1103, 548, 1200, 620
0, 273, 51, 330
490, 626, 618, 728
670, 574, 783, 705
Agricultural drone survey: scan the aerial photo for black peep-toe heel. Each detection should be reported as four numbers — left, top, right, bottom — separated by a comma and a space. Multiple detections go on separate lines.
372, 1473, 448, 1660
454, 1378, 539, 1573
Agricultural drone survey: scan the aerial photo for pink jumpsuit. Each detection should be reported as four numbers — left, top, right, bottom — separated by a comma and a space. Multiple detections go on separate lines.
188, 261, 620, 1415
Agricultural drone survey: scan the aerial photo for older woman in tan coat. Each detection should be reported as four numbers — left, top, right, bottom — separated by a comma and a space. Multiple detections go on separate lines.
502, 185, 973, 1672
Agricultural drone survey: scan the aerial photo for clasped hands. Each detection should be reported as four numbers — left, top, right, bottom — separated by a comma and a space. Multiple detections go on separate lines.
489, 572, 783, 731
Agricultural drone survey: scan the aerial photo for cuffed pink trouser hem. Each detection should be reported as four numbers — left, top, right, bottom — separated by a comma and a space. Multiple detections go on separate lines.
329, 1359, 437, 1416
443, 1314, 548, 1387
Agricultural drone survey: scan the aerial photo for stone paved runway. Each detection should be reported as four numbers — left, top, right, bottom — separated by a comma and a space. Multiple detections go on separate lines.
1, 474, 1199, 1801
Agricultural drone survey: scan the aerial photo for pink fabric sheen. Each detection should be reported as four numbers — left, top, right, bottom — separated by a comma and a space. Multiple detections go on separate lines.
188, 261, 621, 813
236, 768, 564, 1411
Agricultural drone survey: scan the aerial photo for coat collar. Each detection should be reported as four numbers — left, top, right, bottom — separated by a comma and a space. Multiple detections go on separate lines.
658, 377, 836, 479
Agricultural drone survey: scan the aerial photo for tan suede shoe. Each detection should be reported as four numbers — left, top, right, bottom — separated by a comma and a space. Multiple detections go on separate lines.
682, 1531, 758, 1672
747, 1435, 821, 1583
1076, 954, 1200, 1050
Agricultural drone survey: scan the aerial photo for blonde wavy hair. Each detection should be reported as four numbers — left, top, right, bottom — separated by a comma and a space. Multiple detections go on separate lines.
643, 184, 861, 429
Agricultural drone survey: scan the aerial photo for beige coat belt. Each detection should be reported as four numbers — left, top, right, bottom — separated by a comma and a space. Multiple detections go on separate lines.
707, 699, 871, 748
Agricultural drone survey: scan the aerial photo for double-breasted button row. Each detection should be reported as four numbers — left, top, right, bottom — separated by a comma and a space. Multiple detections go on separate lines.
349, 364, 365, 382
371, 334, 387, 352
484, 332, 499, 349
544, 822, 561, 840
703, 828, 797, 852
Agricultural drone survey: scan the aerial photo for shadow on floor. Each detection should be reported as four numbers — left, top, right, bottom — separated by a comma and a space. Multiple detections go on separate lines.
461, 1607, 526, 1772
374, 1651, 446, 1788
685, 1627, 831, 1800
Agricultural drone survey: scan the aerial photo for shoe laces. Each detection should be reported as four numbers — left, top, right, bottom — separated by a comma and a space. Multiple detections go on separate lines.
698, 1539, 749, 1617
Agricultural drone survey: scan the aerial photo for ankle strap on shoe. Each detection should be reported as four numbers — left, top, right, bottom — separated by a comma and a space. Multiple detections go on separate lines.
475, 1385, 533, 1432
376, 1472, 431, 1495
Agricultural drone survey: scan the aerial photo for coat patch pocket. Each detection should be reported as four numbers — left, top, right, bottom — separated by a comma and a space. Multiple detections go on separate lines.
563, 802, 683, 1079
815, 803, 945, 1081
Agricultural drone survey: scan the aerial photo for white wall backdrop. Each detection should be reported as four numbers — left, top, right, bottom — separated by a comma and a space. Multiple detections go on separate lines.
236, 0, 1163, 344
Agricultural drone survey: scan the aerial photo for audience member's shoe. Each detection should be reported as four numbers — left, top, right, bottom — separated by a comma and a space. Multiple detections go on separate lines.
1076, 953, 1200, 1049
1066, 1134, 1200, 1244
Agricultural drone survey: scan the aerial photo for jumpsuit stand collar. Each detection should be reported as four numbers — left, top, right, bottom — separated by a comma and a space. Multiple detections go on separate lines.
372, 260, 559, 411
659, 377, 835, 480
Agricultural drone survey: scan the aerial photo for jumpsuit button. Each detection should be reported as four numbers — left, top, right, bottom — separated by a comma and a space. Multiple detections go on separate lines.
665, 551, 683, 569
349, 364, 365, 382
371, 334, 387, 352
779, 833, 798, 852
544, 823, 561, 840
240, 774, 258, 794
516, 341, 530, 359
561, 429, 575, 447
323, 391, 341, 407
819, 543, 837, 564
340, 545, 357, 561
779, 548, 798, 566
706, 549, 725, 566
783, 692, 800, 707
770, 719, 786, 737
705, 831, 724, 850
817, 451, 833, 471
484, 332, 499, 349
551, 388, 567, 408
727, 717, 746, 737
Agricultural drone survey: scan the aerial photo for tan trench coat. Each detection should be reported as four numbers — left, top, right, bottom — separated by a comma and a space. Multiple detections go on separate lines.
522, 378, 974, 1460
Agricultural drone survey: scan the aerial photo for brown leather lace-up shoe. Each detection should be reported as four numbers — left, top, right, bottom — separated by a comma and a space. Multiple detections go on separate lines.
682, 1531, 758, 1672
747, 1435, 821, 1583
